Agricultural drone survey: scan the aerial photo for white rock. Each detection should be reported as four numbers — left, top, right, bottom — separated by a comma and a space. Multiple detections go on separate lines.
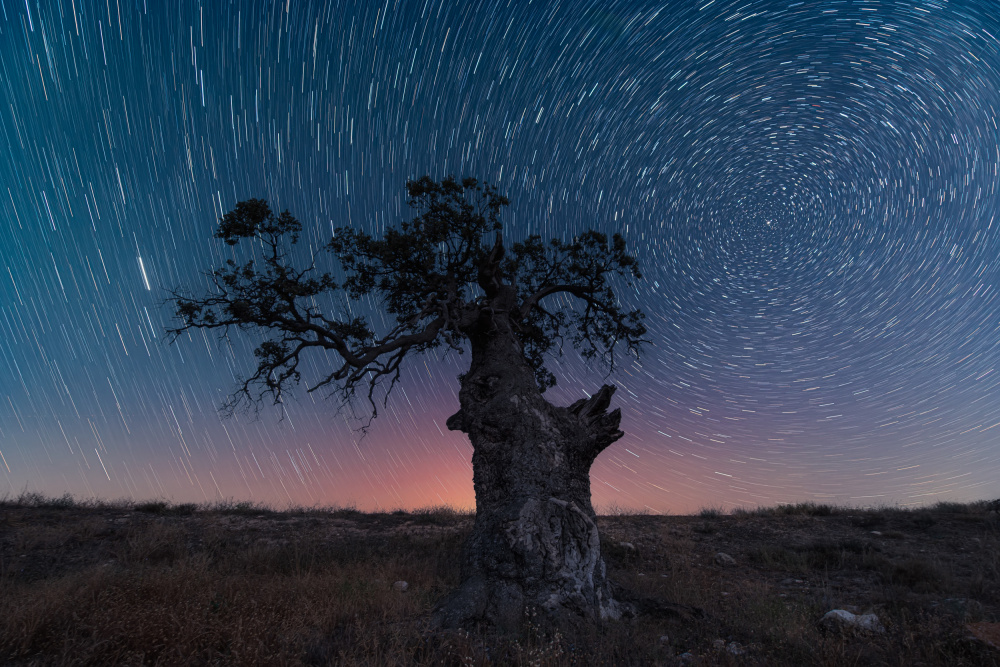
820, 609, 884, 633
392, 580, 409, 592
714, 552, 736, 566
619, 541, 636, 550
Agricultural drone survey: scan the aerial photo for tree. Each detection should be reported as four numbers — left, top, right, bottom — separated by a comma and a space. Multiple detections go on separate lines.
168, 176, 648, 631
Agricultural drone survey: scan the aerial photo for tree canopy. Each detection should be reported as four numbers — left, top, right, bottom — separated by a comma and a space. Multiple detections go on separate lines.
169, 176, 647, 419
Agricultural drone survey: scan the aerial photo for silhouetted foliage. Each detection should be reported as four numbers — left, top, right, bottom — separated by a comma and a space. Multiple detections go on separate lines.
168, 176, 646, 420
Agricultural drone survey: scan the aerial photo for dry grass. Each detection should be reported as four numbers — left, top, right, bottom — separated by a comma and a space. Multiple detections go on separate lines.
1, 492, 998, 665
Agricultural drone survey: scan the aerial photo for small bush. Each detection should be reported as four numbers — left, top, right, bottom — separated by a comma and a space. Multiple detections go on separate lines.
409, 506, 468, 525
6, 491, 75, 509
932, 501, 972, 514
808, 503, 834, 517
330, 506, 364, 520
212, 499, 273, 516
134, 501, 169, 514
773, 502, 835, 517
730, 506, 773, 518
46, 493, 77, 509
171, 503, 199, 516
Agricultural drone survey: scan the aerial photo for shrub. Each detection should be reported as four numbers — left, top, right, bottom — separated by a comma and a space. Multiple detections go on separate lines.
134, 501, 169, 514
773, 502, 835, 517
932, 501, 972, 514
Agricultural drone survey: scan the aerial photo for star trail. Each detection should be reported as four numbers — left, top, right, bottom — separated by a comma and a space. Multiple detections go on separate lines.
2, 0, 999, 513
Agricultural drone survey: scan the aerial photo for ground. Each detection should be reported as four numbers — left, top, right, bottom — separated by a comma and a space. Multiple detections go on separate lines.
1, 493, 998, 665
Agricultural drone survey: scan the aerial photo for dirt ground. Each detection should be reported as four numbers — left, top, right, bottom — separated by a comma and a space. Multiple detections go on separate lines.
1, 496, 998, 665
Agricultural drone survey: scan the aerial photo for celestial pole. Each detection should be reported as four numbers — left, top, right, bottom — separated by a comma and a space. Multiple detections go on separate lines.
1, 0, 999, 513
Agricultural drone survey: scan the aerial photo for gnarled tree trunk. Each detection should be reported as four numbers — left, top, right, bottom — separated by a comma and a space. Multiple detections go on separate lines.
434, 292, 632, 631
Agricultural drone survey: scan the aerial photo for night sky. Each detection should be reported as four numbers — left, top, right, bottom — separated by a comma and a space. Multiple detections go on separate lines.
2, 0, 999, 514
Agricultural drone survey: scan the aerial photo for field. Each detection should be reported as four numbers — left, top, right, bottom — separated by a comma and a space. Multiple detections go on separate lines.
1, 493, 998, 665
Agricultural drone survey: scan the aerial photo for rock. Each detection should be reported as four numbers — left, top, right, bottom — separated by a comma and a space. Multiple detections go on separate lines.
709, 638, 748, 656
714, 552, 736, 566
392, 580, 409, 592
619, 541, 636, 551
819, 609, 884, 634
678, 652, 696, 664
658, 634, 670, 644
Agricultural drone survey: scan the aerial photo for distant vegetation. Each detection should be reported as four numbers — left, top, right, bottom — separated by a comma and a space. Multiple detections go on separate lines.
4, 489, 995, 518
1, 490, 476, 520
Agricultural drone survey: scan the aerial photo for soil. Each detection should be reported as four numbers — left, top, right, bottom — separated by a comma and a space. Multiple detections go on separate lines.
2, 499, 998, 665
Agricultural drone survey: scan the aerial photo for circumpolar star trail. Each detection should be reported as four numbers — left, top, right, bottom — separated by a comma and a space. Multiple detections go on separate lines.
1, 0, 998, 513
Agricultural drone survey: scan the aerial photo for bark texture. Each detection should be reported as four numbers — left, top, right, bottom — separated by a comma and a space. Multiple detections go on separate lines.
434, 290, 632, 631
